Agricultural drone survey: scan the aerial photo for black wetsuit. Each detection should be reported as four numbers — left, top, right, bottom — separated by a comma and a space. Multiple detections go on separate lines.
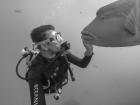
27, 52, 93, 105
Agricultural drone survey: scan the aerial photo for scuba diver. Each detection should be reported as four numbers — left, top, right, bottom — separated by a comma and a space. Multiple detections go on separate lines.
16, 24, 93, 105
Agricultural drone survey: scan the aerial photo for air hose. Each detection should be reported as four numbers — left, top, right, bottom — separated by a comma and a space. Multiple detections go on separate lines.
16, 55, 29, 80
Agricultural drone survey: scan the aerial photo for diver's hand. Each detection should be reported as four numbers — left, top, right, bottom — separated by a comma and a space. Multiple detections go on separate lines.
82, 40, 93, 56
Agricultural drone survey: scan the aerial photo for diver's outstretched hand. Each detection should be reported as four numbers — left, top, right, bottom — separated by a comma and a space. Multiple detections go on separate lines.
82, 38, 93, 56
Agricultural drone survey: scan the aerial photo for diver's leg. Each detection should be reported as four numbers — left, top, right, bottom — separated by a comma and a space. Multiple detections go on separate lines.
28, 79, 46, 105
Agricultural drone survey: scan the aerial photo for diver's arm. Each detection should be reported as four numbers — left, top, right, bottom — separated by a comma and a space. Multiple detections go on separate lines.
66, 51, 93, 68
66, 39, 93, 68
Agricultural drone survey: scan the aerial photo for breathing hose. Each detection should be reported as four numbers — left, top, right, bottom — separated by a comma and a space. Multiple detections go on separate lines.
16, 55, 29, 80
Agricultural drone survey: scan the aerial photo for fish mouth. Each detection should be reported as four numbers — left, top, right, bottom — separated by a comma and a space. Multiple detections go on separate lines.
81, 31, 97, 43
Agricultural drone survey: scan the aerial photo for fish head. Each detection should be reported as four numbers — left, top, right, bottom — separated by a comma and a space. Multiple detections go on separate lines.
81, 0, 140, 47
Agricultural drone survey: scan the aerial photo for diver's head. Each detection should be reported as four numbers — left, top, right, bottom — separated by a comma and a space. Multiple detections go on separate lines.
30, 25, 64, 53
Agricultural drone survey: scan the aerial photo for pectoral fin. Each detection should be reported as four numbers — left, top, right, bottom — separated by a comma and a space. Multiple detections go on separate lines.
124, 8, 137, 35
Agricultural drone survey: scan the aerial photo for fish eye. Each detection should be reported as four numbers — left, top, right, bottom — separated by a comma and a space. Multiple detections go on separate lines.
100, 16, 105, 19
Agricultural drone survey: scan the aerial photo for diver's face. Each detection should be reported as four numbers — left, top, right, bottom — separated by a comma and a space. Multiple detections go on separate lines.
39, 30, 64, 52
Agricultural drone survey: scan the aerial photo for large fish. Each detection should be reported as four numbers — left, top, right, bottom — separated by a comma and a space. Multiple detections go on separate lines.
81, 0, 140, 47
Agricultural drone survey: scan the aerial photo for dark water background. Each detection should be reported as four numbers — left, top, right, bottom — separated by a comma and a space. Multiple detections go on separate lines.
1, 0, 140, 105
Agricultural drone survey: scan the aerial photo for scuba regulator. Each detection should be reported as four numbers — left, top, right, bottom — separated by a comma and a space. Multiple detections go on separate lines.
16, 44, 39, 81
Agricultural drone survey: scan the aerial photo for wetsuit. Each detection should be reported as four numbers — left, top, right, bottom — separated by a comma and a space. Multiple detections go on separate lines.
27, 52, 93, 105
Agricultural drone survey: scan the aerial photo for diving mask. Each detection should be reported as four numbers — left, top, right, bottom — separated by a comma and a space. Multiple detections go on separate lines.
36, 31, 64, 46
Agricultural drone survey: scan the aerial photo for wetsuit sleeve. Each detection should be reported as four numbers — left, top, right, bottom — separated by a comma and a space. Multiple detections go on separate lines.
66, 51, 93, 68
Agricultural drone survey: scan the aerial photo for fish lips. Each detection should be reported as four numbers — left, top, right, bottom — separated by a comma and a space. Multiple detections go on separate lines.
81, 31, 97, 44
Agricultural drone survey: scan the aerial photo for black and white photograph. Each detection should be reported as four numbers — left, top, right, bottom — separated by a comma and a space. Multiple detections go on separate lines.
1, 0, 140, 105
